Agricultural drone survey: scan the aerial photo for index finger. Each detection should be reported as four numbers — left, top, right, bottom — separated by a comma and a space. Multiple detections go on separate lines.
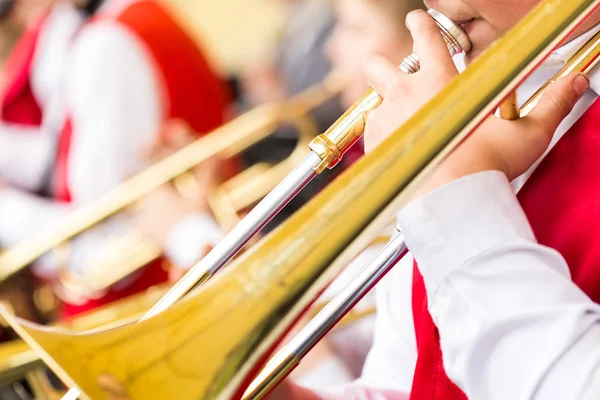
406, 10, 456, 73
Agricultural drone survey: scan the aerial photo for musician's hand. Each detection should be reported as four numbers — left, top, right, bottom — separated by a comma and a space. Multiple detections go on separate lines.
241, 60, 287, 105
362, 10, 588, 197
136, 119, 220, 247
410, 72, 587, 199
363, 10, 459, 153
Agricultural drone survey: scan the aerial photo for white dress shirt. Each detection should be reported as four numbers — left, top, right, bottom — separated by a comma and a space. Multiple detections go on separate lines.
317, 25, 600, 400
0, 1, 82, 192
0, 0, 221, 277
398, 171, 600, 400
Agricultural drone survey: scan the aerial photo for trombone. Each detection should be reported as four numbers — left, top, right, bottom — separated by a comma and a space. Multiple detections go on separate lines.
3, 0, 600, 399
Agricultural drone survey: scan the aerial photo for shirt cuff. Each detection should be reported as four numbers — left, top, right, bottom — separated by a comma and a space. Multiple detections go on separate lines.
0, 189, 66, 246
163, 213, 223, 269
396, 170, 535, 296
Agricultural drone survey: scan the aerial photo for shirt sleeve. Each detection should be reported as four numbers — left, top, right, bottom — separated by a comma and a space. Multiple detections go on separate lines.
0, 188, 70, 247
64, 21, 162, 205
0, 21, 163, 276
0, 124, 55, 191
163, 213, 223, 269
396, 170, 600, 400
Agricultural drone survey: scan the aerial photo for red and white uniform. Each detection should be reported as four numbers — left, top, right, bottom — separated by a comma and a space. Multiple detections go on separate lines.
313, 25, 600, 399
0, 0, 227, 318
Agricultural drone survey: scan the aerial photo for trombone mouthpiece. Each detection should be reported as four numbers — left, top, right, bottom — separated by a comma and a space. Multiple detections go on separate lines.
400, 8, 473, 74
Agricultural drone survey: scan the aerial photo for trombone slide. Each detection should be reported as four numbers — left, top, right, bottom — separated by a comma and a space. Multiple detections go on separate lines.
143, 152, 322, 317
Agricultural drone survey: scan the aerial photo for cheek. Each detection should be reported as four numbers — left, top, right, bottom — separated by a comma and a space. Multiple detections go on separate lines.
473, 0, 541, 32
464, 0, 541, 62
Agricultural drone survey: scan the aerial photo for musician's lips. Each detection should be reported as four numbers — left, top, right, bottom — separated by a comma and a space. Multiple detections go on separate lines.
455, 18, 475, 31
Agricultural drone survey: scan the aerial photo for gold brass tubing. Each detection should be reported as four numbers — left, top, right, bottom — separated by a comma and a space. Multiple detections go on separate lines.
0, 340, 41, 385
0, 284, 169, 386
520, 29, 600, 116
244, 305, 377, 399
244, 351, 301, 400
309, 89, 382, 173
0, 106, 280, 280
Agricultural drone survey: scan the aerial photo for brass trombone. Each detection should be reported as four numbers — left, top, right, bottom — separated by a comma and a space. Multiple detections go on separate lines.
2, 1, 600, 399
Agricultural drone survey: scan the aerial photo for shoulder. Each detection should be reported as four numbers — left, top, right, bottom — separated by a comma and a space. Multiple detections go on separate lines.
71, 18, 143, 63
67, 16, 158, 89
65, 16, 163, 113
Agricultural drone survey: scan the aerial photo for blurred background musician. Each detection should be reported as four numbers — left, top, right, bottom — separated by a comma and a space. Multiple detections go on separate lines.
0, 0, 228, 320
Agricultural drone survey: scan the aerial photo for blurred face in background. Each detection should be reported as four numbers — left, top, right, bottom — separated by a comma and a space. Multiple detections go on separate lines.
327, 0, 419, 107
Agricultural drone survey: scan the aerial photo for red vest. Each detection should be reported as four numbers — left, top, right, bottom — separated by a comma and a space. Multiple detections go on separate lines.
410, 96, 600, 399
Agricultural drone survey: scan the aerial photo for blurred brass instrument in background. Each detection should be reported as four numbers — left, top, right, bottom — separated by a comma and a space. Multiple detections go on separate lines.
0, 74, 343, 298
1, 1, 598, 400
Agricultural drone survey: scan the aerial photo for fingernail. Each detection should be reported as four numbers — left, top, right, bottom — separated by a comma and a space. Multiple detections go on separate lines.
573, 73, 590, 96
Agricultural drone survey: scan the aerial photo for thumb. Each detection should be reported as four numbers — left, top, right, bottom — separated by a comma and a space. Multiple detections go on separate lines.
362, 53, 403, 98
528, 73, 589, 133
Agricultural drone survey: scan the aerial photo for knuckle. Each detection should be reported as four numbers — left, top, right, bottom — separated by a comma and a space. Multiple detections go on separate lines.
390, 72, 405, 91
